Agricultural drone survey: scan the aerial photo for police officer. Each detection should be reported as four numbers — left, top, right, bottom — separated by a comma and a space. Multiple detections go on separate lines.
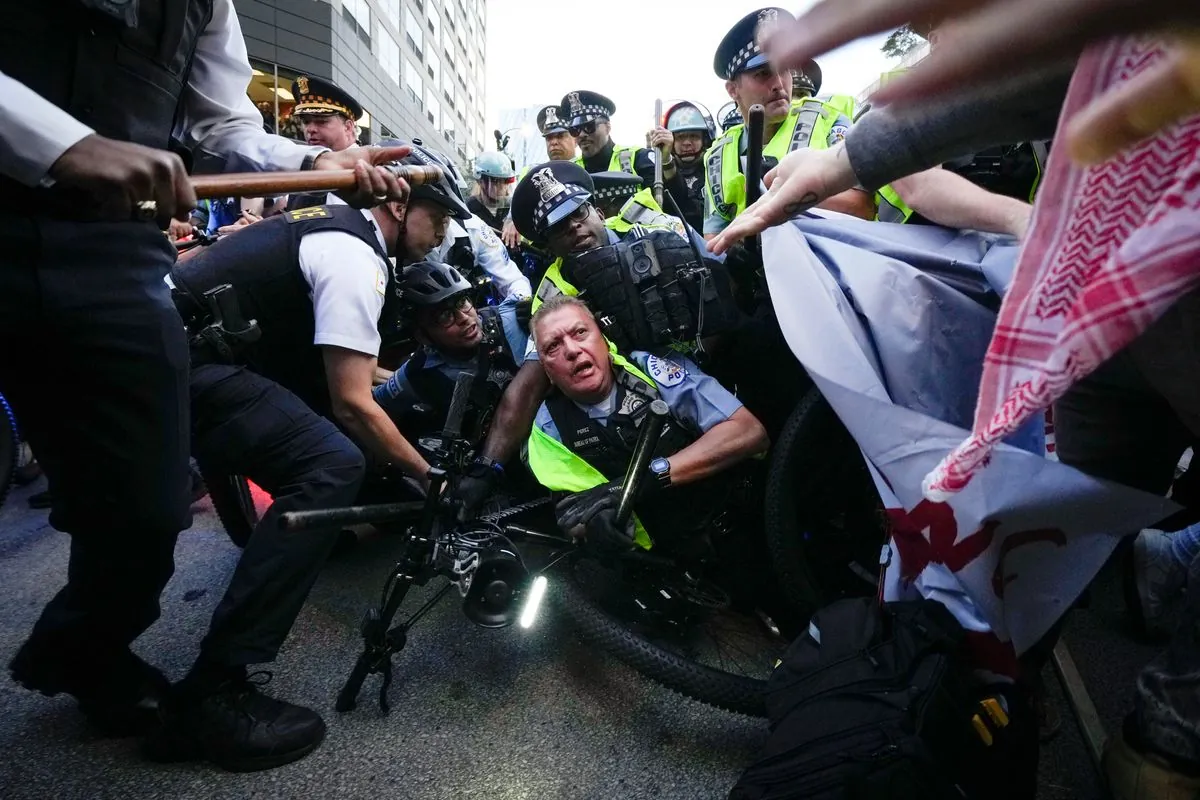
467, 151, 516, 233
152, 145, 466, 769
560, 90, 688, 202
526, 295, 768, 549
662, 101, 718, 232
718, 101, 743, 133
449, 161, 729, 517
373, 261, 526, 448
0, 0, 407, 770
703, 7, 875, 237
286, 75, 364, 210
538, 104, 577, 163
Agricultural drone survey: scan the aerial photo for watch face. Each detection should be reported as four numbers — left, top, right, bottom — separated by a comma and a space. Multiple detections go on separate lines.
650, 457, 669, 475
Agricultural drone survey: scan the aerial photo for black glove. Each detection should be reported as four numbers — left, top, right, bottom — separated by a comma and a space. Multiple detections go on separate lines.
450, 460, 502, 522
514, 297, 532, 334
555, 481, 635, 552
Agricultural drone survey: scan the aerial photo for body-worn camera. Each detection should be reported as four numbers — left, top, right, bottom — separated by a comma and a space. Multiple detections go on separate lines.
560, 230, 739, 353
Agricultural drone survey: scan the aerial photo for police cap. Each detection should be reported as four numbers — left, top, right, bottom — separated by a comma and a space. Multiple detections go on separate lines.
792, 59, 823, 96
713, 7, 795, 80
291, 75, 364, 120
537, 104, 569, 136
559, 90, 617, 129
589, 171, 643, 206
511, 160, 595, 244
717, 101, 743, 132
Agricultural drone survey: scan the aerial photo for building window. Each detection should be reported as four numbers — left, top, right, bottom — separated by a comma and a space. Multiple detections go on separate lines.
377, 24, 400, 84
443, 0, 456, 29
380, 0, 400, 30
442, 67, 454, 104
427, 49, 440, 84
428, 10, 440, 45
343, 0, 371, 46
404, 7, 423, 55
404, 57, 424, 107
426, 89, 442, 129
443, 109, 455, 143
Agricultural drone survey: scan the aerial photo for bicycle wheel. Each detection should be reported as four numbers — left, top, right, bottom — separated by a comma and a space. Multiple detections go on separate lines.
205, 472, 258, 548
0, 393, 16, 509
554, 553, 785, 717
764, 388, 888, 620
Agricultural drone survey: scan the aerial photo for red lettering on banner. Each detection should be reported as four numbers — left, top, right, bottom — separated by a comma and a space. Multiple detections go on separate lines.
885, 500, 997, 581
991, 528, 1068, 598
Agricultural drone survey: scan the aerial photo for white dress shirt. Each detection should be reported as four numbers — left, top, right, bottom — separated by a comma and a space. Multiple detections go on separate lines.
0, 0, 325, 188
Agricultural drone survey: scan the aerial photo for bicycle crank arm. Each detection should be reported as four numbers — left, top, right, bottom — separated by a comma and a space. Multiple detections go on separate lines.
336, 652, 375, 713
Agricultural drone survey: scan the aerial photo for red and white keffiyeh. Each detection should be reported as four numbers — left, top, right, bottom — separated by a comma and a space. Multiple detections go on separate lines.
924, 37, 1200, 500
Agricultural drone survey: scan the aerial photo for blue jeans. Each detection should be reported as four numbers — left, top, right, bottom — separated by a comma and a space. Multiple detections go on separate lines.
1170, 521, 1200, 568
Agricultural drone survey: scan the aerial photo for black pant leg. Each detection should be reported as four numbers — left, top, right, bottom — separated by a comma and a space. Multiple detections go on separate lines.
0, 216, 190, 659
188, 364, 365, 666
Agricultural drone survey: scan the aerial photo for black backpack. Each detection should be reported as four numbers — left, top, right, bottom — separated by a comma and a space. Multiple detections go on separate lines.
729, 598, 984, 800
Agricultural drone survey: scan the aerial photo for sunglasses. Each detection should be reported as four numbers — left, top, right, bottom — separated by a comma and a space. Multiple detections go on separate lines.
568, 121, 598, 137
429, 295, 474, 327
546, 203, 593, 241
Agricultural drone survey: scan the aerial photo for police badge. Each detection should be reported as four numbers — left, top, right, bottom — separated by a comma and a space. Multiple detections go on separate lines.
567, 92, 583, 118
531, 168, 566, 202
544, 107, 559, 125
754, 8, 780, 53
296, 76, 310, 96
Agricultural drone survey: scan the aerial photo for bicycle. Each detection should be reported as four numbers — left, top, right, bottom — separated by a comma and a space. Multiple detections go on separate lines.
280, 373, 789, 717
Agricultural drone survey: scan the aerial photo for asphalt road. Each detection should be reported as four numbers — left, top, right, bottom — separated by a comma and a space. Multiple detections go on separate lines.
0, 476, 1164, 799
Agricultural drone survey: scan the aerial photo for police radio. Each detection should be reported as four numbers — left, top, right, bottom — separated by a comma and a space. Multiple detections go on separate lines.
560, 230, 739, 354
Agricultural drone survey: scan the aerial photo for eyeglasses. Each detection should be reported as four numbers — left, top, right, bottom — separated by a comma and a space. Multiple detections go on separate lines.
430, 294, 474, 327
568, 121, 598, 137
545, 203, 593, 242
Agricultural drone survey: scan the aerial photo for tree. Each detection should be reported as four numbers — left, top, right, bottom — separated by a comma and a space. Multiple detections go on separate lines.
881, 25, 924, 59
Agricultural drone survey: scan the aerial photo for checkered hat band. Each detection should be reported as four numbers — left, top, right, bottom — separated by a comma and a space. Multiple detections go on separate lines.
727, 43, 762, 77
594, 186, 638, 199
570, 104, 610, 122
532, 186, 589, 231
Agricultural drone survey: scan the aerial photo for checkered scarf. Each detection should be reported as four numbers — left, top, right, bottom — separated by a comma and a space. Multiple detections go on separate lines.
924, 37, 1200, 500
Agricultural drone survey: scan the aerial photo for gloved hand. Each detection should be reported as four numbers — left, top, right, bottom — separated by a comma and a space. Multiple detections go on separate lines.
514, 297, 532, 334
450, 461, 501, 522
555, 481, 636, 552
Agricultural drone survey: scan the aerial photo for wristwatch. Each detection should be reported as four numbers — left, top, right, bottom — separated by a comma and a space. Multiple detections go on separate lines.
649, 457, 672, 491
468, 456, 505, 481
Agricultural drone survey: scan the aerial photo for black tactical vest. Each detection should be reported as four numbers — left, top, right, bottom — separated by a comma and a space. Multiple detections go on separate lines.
405, 306, 518, 441
0, 0, 215, 215
171, 205, 389, 417
545, 365, 717, 538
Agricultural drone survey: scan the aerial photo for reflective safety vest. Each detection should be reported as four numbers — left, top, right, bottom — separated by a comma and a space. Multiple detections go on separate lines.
876, 184, 915, 224
526, 349, 662, 549
607, 188, 689, 240
703, 98, 842, 223
531, 211, 678, 313
575, 145, 638, 175
822, 94, 858, 121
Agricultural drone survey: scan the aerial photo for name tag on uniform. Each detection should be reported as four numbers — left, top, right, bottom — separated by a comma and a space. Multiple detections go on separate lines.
375, 268, 387, 297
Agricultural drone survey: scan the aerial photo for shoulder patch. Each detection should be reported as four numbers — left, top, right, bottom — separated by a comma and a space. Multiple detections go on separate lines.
286, 206, 331, 222
646, 354, 687, 388
477, 225, 501, 249
829, 124, 849, 144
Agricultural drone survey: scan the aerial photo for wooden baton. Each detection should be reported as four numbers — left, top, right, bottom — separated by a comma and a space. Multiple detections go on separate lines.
190, 164, 445, 199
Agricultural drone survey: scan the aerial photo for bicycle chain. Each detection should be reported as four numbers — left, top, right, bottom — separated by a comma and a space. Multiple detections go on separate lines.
477, 496, 552, 526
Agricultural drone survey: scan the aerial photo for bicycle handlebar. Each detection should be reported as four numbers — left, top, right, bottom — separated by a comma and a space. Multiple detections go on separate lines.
615, 399, 669, 528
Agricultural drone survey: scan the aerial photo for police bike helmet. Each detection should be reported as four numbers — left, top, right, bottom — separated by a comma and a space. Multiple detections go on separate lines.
380, 138, 472, 221
397, 261, 473, 315
664, 101, 718, 144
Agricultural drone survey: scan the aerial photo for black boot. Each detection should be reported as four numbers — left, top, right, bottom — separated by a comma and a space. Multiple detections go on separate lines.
144, 666, 326, 772
9, 640, 168, 737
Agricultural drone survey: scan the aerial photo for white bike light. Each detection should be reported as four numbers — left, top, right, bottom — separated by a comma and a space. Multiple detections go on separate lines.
518, 575, 548, 629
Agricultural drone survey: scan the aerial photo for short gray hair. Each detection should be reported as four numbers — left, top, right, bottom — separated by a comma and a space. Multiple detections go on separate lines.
529, 294, 594, 344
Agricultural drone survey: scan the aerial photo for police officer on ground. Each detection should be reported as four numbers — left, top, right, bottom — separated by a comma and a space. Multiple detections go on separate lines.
662, 101, 718, 232
703, 7, 876, 237
373, 261, 527, 451
526, 295, 768, 551
153, 145, 467, 769
286, 75, 364, 210
449, 161, 716, 517
0, 0, 409, 771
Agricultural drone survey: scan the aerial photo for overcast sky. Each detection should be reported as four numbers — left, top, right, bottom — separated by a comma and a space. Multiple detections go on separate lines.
483, 0, 896, 148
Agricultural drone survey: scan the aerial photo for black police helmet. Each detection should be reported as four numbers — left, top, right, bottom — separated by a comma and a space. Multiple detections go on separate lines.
378, 138, 471, 221
398, 261, 472, 308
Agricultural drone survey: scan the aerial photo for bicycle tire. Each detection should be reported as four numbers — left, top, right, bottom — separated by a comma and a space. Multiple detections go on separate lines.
554, 569, 768, 717
205, 472, 257, 548
764, 388, 889, 620
0, 393, 16, 509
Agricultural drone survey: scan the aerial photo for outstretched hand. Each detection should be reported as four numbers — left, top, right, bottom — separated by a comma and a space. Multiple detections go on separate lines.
707, 144, 856, 255
314, 144, 412, 208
